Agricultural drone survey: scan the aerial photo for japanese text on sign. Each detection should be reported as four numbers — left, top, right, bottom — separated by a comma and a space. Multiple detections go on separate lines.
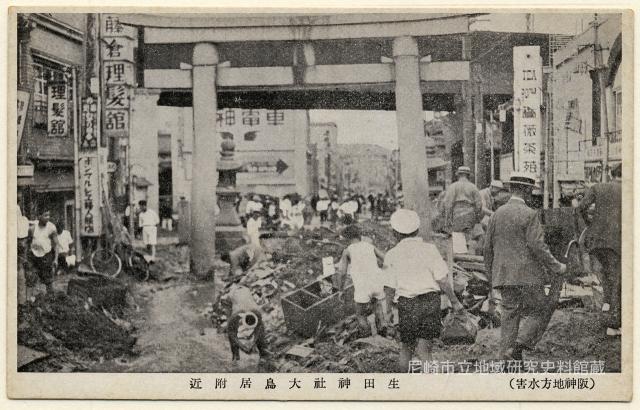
79, 155, 102, 236
17, 90, 30, 145
47, 83, 68, 137
513, 46, 542, 178
80, 98, 98, 150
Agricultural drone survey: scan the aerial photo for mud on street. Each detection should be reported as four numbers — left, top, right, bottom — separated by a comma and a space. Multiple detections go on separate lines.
18, 224, 621, 374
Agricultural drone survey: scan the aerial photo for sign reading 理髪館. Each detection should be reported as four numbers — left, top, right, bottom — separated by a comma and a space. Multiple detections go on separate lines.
47, 82, 68, 137
513, 46, 542, 179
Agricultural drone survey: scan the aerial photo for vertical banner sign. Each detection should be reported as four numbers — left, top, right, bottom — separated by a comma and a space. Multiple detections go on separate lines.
80, 97, 99, 150
79, 155, 102, 236
513, 46, 542, 177
17, 90, 30, 145
47, 82, 69, 137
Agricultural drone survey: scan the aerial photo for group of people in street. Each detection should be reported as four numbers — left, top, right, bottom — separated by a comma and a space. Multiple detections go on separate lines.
17, 207, 75, 304
216, 162, 623, 370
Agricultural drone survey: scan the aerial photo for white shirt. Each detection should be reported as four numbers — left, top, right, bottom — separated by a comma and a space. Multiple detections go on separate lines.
346, 241, 382, 288
383, 237, 448, 299
30, 221, 57, 257
56, 230, 73, 253
340, 200, 358, 216
316, 199, 330, 212
246, 200, 263, 214
280, 198, 292, 216
139, 209, 160, 227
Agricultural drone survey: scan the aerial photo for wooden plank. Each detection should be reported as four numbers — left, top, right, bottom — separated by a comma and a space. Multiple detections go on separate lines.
17, 345, 49, 369
144, 16, 472, 43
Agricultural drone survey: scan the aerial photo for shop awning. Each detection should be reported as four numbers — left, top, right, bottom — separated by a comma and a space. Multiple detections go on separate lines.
31, 168, 74, 192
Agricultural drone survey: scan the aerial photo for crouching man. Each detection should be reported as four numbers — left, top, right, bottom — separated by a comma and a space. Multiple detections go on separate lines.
218, 279, 270, 362
220, 242, 264, 278
384, 209, 464, 372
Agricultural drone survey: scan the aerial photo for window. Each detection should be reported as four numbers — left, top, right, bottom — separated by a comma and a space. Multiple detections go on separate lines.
32, 57, 73, 131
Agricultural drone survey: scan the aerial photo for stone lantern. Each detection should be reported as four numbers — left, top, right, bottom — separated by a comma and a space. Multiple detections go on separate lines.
215, 136, 246, 253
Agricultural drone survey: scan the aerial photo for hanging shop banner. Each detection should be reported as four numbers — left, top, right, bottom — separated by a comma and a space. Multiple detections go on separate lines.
101, 14, 137, 39
17, 90, 30, 146
102, 36, 136, 62
79, 155, 102, 236
47, 82, 68, 137
80, 97, 99, 150
513, 46, 542, 178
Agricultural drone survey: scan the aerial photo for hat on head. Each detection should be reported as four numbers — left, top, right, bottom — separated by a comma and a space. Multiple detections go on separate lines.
253, 195, 260, 201
490, 180, 504, 189
390, 209, 420, 234
505, 172, 537, 188
456, 166, 471, 175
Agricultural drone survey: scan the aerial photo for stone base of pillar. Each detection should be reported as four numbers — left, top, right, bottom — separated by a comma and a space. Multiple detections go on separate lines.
215, 227, 247, 255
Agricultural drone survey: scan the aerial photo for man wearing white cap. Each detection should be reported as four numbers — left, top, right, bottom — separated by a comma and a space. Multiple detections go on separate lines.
384, 209, 464, 371
441, 166, 483, 237
484, 172, 566, 362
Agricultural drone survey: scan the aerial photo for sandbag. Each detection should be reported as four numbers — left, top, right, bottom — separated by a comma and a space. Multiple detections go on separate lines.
441, 312, 479, 345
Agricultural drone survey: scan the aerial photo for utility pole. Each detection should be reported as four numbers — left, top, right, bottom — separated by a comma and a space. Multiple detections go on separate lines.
592, 14, 611, 182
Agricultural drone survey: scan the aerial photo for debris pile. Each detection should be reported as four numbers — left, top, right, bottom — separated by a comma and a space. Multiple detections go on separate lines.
17, 289, 136, 371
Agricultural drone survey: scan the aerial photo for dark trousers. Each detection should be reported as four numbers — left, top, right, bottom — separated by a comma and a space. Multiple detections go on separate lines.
499, 280, 562, 356
227, 310, 267, 359
591, 248, 622, 329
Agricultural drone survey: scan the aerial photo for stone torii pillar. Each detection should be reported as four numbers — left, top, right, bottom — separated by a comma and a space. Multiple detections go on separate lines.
393, 36, 432, 239
191, 43, 219, 278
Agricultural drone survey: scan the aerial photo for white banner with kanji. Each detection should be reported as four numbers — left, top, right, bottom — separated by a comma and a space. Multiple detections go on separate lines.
47, 83, 68, 137
513, 46, 542, 178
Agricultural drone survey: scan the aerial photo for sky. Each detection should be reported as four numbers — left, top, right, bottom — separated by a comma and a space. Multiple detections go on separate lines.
310, 12, 606, 150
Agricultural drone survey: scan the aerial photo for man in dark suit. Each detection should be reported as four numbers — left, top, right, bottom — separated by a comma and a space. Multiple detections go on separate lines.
577, 163, 622, 336
484, 173, 566, 361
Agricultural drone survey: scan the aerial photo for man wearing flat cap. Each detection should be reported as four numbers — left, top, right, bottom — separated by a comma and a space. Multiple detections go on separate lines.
484, 172, 566, 362
441, 166, 483, 239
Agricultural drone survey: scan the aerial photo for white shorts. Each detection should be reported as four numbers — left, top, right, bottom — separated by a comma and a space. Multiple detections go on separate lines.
353, 282, 385, 304
142, 226, 157, 246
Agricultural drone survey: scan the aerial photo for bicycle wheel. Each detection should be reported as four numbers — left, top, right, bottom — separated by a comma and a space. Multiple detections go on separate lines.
128, 252, 150, 282
90, 249, 122, 278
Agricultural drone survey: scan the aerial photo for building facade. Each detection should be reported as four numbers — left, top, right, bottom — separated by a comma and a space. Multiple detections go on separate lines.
17, 13, 86, 232
128, 101, 311, 217
309, 122, 338, 194
337, 144, 394, 196
551, 14, 622, 188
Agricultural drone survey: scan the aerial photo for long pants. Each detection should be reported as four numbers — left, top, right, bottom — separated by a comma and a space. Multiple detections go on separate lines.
590, 248, 621, 329
498, 281, 562, 356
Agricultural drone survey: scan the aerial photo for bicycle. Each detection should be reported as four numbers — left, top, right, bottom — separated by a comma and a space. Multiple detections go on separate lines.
89, 189, 149, 281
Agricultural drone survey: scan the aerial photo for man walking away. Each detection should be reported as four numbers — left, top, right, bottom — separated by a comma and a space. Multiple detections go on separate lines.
138, 200, 160, 262
484, 173, 566, 362
577, 163, 622, 336
28, 210, 59, 295
336, 224, 388, 337
384, 209, 464, 372
442, 166, 483, 240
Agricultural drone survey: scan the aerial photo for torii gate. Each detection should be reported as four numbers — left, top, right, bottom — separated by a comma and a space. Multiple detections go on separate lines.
127, 13, 479, 275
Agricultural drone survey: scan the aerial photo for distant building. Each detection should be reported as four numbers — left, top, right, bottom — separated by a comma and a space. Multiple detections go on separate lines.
337, 144, 393, 196
309, 122, 338, 194
128, 103, 310, 216
552, 14, 622, 187
17, 13, 86, 231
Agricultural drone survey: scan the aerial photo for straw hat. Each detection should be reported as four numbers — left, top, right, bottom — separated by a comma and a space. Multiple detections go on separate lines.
390, 209, 420, 234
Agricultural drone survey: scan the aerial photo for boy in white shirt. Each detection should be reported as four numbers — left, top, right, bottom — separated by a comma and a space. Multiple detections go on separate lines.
246, 210, 262, 247
336, 224, 389, 337
28, 210, 59, 294
55, 222, 74, 275
138, 200, 160, 262
384, 209, 464, 371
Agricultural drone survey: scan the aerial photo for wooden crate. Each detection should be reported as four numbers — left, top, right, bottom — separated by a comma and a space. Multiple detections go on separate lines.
281, 276, 355, 337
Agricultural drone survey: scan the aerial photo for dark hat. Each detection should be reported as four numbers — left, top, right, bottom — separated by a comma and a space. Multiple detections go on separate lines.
505, 172, 537, 188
